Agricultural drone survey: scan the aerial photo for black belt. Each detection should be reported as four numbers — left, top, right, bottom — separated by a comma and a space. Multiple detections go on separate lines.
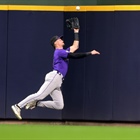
56, 71, 64, 80
56, 71, 61, 75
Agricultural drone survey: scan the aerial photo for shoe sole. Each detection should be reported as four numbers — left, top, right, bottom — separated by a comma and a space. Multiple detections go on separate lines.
11, 106, 22, 120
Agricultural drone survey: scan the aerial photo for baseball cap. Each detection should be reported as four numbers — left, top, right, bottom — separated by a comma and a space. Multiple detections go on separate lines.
50, 35, 63, 47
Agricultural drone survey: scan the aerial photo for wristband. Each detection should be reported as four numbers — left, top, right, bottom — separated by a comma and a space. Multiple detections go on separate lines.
74, 33, 79, 41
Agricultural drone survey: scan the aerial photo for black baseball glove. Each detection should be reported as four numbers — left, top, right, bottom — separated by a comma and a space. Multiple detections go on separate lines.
66, 17, 80, 30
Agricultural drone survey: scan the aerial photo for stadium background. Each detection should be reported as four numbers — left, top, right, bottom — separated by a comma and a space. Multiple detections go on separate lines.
0, 0, 140, 122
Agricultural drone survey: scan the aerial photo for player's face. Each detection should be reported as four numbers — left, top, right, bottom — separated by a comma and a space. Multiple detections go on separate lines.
55, 39, 64, 48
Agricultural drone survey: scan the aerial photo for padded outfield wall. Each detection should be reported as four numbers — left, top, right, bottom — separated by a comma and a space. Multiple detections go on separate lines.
0, 0, 140, 121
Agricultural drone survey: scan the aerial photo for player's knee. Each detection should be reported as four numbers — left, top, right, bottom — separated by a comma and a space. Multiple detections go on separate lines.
56, 102, 64, 110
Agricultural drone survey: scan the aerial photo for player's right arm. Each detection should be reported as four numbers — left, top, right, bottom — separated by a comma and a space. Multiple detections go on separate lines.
69, 29, 79, 53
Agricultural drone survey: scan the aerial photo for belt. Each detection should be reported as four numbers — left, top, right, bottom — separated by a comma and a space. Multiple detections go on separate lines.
54, 70, 64, 80
57, 71, 62, 75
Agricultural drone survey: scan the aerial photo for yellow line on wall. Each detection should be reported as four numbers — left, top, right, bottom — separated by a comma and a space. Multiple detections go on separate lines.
64, 5, 140, 11
115, 5, 140, 11
0, 5, 8, 10
64, 6, 115, 11
1, 5, 140, 11
8, 5, 64, 11
0, 5, 64, 11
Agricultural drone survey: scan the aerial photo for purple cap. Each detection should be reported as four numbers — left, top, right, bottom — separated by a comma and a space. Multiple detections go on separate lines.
50, 35, 63, 47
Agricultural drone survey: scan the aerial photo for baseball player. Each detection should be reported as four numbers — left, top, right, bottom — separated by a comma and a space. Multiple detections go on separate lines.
11, 28, 100, 120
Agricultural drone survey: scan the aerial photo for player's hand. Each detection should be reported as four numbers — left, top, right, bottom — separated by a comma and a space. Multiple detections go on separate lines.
74, 28, 79, 33
91, 50, 100, 55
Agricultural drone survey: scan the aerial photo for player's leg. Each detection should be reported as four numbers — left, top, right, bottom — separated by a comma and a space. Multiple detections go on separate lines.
11, 71, 62, 119
11, 79, 52, 120
37, 87, 64, 110
17, 80, 53, 108
18, 71, 62, 108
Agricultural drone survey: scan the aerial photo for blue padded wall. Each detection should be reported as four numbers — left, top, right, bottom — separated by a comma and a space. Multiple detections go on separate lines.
2, 10, 140, 121
6, 11, 64, 119
63, 11, 140, 121
63, 12, 87, 120
63, 12, 114, 121
84, 12, 114, 121
113, 12, 140, 121
0, 11, 7, 118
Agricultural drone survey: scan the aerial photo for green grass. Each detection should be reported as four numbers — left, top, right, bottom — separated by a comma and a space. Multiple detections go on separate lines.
0, 123, 140, 140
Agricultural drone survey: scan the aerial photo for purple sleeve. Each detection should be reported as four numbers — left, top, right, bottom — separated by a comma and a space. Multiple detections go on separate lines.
57, 48, 70, 58
66, 47, 70, 51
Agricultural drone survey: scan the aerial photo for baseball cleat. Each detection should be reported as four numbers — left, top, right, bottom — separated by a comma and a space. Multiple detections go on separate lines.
25, 100, 37, 110
11, 104, 22, 120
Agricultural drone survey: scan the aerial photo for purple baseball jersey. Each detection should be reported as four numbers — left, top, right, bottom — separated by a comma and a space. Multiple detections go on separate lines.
53, 48, 70, 77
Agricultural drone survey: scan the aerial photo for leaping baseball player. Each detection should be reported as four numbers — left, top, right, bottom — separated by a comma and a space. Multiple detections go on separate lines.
11, 17, 100, 120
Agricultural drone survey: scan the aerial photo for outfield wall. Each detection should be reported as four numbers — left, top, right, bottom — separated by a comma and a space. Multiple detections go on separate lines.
0, 4, 140, 121
63, 11, 140, 121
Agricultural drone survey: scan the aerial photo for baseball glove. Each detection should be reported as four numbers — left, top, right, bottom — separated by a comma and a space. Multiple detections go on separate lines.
66, 17, 80, 30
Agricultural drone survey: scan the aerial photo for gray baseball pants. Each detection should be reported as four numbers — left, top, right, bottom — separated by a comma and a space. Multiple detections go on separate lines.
17, 70, 64, 110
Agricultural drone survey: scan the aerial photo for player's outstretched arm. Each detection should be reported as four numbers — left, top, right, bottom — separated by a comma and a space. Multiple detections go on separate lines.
70, 29, 79, 53
67, 49, 100, 59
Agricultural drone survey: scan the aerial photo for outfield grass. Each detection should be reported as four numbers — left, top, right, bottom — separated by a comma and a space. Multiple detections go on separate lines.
0, 123, 140, 140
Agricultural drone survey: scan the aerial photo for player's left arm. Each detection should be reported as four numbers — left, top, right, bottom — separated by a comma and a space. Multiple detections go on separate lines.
69, 29, 79, 53
67, 50, 100, 59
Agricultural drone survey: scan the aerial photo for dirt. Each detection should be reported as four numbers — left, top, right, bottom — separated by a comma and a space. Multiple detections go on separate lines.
0, 120, 140, 127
